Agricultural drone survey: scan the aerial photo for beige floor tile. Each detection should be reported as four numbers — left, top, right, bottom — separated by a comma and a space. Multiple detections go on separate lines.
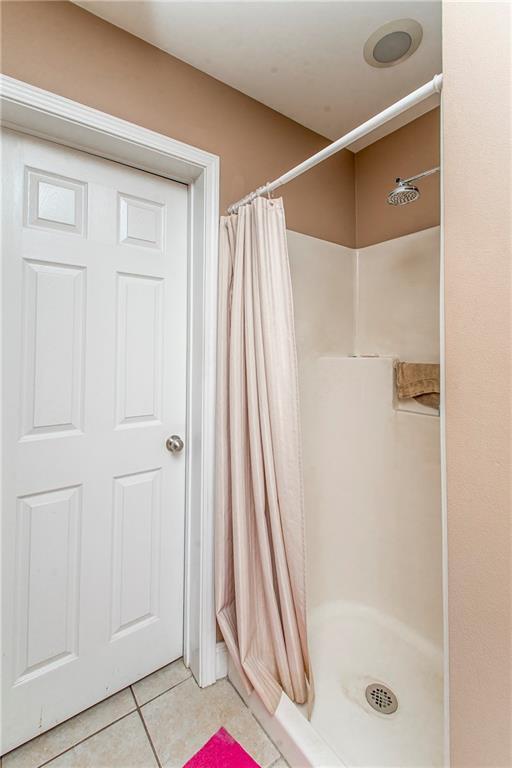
44, 713, 157, 768
141, 677, 279, 768
269, 760, 289, 768
132, 659, 191, 706
3, 689, 136, 768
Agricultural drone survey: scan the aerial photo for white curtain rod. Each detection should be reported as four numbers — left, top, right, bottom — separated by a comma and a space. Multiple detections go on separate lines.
227, 73, 443, 214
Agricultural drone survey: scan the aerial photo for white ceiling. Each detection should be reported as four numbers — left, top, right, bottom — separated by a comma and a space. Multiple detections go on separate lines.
74, 1, 442, 149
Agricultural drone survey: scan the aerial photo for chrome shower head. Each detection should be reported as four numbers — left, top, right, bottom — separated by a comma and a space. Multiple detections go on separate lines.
386, 166, 440, 207
387, 178, 420, 206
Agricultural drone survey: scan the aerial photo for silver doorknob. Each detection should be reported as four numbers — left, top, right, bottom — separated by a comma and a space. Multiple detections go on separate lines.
166, 435, 184, 453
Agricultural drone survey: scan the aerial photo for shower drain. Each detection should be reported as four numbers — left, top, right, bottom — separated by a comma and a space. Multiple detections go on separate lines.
365, 683, 398, 714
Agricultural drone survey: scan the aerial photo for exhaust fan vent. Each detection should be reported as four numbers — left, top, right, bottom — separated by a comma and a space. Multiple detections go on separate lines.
364, 19, 423, 68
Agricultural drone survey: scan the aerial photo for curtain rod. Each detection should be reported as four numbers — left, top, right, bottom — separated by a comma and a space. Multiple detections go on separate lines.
227, 73, 443, 214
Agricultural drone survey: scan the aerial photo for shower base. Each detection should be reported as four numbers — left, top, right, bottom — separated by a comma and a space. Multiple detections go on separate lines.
308, 601, 444, 767
227, 601, 444, 767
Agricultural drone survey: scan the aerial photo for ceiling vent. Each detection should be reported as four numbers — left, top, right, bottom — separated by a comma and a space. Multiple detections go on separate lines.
364, 19, 423, 68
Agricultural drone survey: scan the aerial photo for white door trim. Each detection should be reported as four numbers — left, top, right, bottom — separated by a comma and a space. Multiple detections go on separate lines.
0, 75, 219, 688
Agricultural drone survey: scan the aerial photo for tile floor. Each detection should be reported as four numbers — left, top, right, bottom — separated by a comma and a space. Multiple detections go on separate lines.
2, 660, 288, 768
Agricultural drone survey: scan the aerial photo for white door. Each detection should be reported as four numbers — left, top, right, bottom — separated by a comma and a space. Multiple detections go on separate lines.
1, 130, 188, 752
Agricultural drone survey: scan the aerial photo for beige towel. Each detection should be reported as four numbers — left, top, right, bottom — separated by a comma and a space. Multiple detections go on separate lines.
395, 362, 440, 409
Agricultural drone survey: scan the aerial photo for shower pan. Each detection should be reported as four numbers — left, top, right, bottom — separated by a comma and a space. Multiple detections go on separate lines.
309, 603, 443, 766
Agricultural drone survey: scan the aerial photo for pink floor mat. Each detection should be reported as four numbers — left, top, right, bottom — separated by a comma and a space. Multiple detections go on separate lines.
183, 728, 261, 768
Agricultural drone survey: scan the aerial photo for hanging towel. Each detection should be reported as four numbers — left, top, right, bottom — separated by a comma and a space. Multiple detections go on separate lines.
395, 362, 440, 409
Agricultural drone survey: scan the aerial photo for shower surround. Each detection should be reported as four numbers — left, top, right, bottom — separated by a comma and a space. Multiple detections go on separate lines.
289, 225, 443, 767
229, 225, 443, 768
303, 352, 443, 766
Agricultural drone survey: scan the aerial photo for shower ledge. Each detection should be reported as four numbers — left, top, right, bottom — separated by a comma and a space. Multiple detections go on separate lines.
309, 355, 440, 417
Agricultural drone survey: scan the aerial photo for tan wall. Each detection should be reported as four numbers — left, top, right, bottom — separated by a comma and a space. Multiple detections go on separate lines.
0, 0, 355, 247
355, 108, 440, 247
0, 2, 443, 251
443, 3, 511, 767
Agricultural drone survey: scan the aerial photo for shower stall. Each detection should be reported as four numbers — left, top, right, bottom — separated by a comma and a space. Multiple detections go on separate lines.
289, 224, 444, 767
226, 76, 446, 768
231, 221, 445, 768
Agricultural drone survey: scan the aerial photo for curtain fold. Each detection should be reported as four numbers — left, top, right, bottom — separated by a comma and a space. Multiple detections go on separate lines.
215, 197, 310, 714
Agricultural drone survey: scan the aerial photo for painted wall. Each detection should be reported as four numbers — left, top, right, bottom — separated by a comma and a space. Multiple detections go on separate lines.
0, 2, 441, 251
0, 0, 355, 247
355, 108, 440, 248
443, 3, 511, 767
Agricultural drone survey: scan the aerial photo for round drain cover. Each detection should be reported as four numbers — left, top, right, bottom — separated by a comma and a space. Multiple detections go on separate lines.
365, 683, 398, 714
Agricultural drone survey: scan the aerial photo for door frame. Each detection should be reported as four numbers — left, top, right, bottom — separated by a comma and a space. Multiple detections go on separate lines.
0, 75, 220, 688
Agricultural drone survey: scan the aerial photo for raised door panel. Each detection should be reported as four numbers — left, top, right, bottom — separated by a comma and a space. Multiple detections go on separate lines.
21, 260, 86, 440
25, 168, 87, 236
111, 469, 161, 640
14, 486, 82, 684
115, 273, 163, 428
118, 193, 164, 250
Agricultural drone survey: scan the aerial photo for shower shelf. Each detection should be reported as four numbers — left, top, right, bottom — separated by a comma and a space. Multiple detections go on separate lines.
311, 355, 440, 417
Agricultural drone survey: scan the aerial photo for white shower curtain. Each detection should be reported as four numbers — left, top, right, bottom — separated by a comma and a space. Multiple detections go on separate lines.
215, 196, 310, 713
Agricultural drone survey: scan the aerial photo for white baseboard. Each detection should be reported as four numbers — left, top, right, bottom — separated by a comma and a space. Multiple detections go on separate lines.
215, 641, 228, 679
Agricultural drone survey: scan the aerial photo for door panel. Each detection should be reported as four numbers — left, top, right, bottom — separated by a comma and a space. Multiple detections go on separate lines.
1, 130, 188, 752
111, 468, 162, 639
14, 485, 82, 683
115, 272, 164, 427
21, 259, 86, 438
